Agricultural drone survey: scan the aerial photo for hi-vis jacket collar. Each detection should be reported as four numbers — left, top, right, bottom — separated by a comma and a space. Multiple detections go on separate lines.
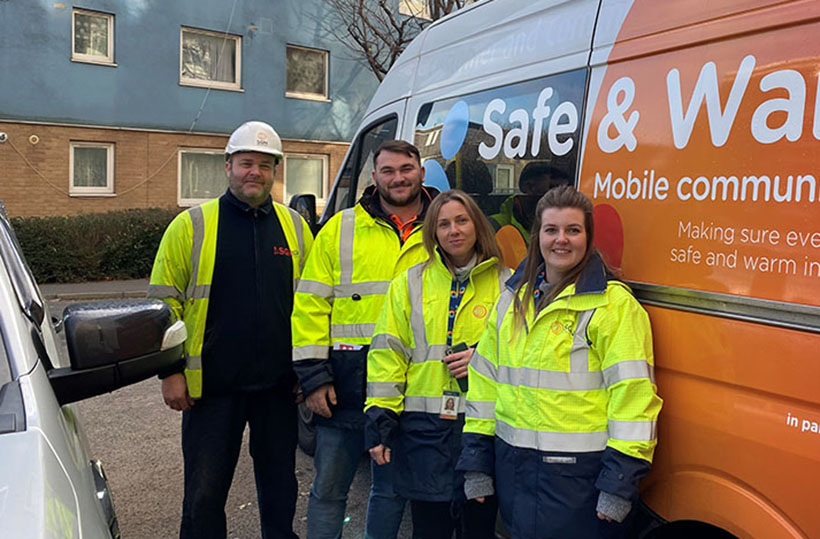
505, 252, 612, 296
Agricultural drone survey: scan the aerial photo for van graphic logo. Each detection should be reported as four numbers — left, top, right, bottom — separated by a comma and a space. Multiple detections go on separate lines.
422, 100, 470, 193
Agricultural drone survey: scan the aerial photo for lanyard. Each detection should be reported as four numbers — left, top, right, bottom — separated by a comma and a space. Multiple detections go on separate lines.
446, 278, 468, 348
533, 269, 547, 306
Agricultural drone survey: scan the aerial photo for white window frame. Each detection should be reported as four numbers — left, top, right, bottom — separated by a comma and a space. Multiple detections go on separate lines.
69, 142, 115, 196
285, 45, 329, 101
71, 8, 115, 66
495, 163, 515, 192
177, 148, 227, 207
399, 0, 432, 20
284, 153, 329, 204
179, 27, 242, 91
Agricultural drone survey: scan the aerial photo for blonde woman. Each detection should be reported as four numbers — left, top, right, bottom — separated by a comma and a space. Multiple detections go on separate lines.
365, 190, 510, 538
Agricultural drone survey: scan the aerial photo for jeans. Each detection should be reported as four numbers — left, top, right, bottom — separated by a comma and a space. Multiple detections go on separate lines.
180, 388, 298, 539
307, 424, 406, 539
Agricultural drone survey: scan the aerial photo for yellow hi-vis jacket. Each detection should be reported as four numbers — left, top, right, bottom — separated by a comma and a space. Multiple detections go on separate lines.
147, 197, 312, 399
458, 254, 662, 536
292, 190, 432, 427
364, 252, 510, 500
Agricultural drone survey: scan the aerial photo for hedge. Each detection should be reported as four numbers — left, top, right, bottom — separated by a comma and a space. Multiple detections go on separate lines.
10, 208, 182, 283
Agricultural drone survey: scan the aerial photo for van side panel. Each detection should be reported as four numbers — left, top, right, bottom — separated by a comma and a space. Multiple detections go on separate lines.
581, 1, 820, 536
645, 307, 817, 538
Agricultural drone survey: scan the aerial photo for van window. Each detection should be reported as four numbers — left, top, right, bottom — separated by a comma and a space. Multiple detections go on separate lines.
413, 68, 586, 221
324, 115, 398, 220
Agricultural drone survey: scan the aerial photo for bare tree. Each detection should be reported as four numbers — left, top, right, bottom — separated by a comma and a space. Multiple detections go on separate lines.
319, 0, 473, 81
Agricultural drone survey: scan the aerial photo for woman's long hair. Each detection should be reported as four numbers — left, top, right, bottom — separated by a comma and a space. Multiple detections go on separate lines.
512, 185, 596, 331
422, 189, 501, 274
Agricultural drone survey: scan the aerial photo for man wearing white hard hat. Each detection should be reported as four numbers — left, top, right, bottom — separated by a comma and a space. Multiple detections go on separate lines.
149, 121, 313, 538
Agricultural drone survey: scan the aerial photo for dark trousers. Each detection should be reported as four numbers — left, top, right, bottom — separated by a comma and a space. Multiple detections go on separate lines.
180, 386, 298, 539
410, 496, 498, 539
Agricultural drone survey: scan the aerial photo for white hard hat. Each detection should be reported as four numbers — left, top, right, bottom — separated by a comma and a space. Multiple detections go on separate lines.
225, 121, 283, 161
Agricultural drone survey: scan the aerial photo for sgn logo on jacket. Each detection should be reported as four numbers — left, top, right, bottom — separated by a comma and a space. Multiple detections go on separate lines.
273, 245, 292, 257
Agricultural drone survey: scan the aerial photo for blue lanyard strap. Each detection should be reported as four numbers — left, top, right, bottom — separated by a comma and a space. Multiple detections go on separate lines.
446, 278, 468, 347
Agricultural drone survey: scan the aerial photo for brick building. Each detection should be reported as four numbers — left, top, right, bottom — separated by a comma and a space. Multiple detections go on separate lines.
0, 1, 379, 217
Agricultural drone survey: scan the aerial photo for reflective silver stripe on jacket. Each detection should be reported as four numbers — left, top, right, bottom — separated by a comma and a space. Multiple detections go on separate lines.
466, 399, 495, 420
404, 395, 466, 414
603, 360, 655, 387
366, 381, 406, 398
339, 208, 356, 285
186, 354, 202, 370
370, 333, 410, 360
186, 205, 205, 301
497, 267, 511, 296
335, 281, 390, 297
569, 309, 595, 372
293, 345, 330, 361
609, 419, 657, 441
496, 365, 604, 391
470, 350, 497, 382
331, 323, 376, 339
406, 263, 429, 363
297, 279, 333, 298
287, 207, 305, 267
147, 284, 183, 302
496, 289, 514, 333
297, 280, 391, 300
495, 419, 608, 452
187, 284, 211, 300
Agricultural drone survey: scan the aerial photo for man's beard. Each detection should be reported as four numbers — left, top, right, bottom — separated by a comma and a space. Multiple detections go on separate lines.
378, 182, 421, 207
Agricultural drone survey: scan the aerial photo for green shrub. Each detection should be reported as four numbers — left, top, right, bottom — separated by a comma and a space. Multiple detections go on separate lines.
10, 208, 182, 283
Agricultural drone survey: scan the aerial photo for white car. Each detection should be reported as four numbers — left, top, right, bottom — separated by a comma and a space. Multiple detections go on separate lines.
0, 204, 186, 538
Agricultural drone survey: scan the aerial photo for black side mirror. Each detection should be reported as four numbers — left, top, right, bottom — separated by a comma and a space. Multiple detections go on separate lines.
48, 300, 186, 405
289, 194, 318, 234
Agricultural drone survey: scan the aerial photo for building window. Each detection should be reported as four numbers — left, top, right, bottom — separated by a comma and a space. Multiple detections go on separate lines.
284, 154, 328, 203
178, 149, 228, 206
180, 27, 241, 91
495, 164, 515, 192
70, 142, 114, 195
399, 0, 432, 19
72, 9, 114, 65
286, 45, 329, 101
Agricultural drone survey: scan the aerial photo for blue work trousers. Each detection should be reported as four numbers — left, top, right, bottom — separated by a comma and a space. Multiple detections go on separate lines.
306, 424, 406, 539
180, 387, 298, 539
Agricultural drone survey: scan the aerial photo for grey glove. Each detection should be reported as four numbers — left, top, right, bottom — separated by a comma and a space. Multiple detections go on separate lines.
596, 491, 632, 523
464, 471, 495, 500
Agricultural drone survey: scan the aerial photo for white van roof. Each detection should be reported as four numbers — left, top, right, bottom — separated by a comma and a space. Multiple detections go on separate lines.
365, 0, 599, 118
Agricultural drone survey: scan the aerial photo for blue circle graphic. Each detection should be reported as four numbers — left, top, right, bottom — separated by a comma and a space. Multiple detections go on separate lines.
423, 160, 450, 193
440, 100, 469, 160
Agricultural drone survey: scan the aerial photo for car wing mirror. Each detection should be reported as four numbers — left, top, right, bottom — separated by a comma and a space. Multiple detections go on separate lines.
48, 299, 186, 405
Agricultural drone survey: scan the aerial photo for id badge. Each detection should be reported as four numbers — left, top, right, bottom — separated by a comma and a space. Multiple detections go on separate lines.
439, 391, 460, 420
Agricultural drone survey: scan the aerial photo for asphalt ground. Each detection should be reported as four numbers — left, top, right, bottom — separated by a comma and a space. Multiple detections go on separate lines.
42, 283, 413, 538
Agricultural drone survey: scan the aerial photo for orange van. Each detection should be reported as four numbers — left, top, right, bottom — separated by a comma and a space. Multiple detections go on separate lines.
299, 1, 820, 536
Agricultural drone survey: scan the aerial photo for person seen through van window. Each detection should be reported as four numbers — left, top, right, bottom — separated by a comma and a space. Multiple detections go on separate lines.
490, 162, 569, 268
458, 185, 663, 539
366, 190, 510, 539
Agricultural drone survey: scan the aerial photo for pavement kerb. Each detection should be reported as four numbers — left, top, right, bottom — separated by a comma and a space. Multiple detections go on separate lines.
43, 290, 148, 301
